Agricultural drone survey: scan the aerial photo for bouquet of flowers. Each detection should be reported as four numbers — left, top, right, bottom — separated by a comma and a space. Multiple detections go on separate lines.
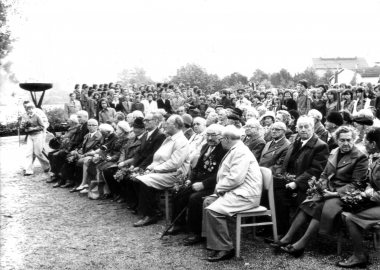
284, 173, 296, 183
130, 168, 146, 181
173, 168, 190, 193
341, 183, 377, 213
92, 153, 106, 164
114, 166, 131, 182
66, 151, 80, 163
306, 176, 325, 200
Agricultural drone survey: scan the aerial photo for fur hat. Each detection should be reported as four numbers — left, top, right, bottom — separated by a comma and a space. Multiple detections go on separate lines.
227, 113, 240, 121
133, 117, 145, 129
288, 110, 300, 121
233, 108, 243, 117
326, 112, 344, 127
352, 116, 374, 126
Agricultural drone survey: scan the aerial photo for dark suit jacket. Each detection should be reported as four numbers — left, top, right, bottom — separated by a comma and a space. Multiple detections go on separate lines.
183, 128, 195, 140
189, 143, 227, 190
242, 134, 266, 162
87, 98, 97, 119
157, 99, 172, 113
79, 131, 102, 154
133, 128, 166, 169
259, 136, 290, 173
131, 102, 144, 113
285, 99, 297, 111
327, 136, 338, 152
276, 133, 329, 203
118, 134, 143, 163
116, 101, 133, 115
220, 97, 231, 108
69, 122, 89, 151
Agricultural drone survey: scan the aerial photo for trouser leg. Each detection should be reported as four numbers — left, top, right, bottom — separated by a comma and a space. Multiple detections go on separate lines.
171, 188, 191, 225
32, 133, 50, 171
138, 182, 158, 217
274, 189, 291, 235
187, 189, 212, 234
25, 135, 34, 174
103, 167, 119, 195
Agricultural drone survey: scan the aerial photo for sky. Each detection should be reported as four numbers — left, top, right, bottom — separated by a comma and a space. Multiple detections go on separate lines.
4, 0, 380, 90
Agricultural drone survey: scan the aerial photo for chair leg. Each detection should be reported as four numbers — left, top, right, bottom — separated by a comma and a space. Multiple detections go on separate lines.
236, 215, 242, 258
252, 217, 256, 240
165, 190, 169, 221
337, 229, 343, 255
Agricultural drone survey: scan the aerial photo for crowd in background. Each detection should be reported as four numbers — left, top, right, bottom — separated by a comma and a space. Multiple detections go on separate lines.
20, 79, 380, 266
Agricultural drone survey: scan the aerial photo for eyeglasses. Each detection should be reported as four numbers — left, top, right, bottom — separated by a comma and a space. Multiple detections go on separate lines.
271, 128, 285, 132
206, 133, 221, 139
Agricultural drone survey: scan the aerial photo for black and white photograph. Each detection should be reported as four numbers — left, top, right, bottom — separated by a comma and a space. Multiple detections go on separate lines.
0, 0, 379, 269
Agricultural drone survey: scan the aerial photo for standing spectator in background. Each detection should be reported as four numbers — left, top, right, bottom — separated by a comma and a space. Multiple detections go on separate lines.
131, 95, 145, 114
311, 85, 327, 120
157, 92, 172, 114
326, 89, 339, 116
352, 86, 371, 116
251, 94, 262, 109
73, 84, 81, 101
86, 90, 97, 120
117, 93, 133, 116
144, 93, 158, 115
235, 89, 251, 108
296, 80, 311, 115
80, 85, 89, 110
198, 96, 209, 117
370, 83, 380, 119
98, 98, 116, 124
218, 109, 228, 127
341, 90, 355, 113
171, 90, 185, 112
325, 111, 343, 152
64, 93, 82, 121
219, 90, 231, 108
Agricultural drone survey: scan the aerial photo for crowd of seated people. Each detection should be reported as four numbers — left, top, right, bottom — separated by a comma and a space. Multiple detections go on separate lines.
20, 80, 380, 265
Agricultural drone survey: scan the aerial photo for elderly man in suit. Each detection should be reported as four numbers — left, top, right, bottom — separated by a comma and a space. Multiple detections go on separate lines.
272, 116, 329, 236
259, 122, 290, 172
242, 118, 266, 161
133, 115, 190, 227
202, 126, 263, 262
64, 93, 82, 120
50, 110, 89, 187
166, 124, 227, 241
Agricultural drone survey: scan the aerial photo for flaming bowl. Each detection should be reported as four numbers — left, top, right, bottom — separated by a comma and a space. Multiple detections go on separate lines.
19, 83, 53, 92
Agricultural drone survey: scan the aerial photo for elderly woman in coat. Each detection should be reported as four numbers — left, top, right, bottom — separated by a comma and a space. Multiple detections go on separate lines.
337, 128, 380, 268
271, 126, 368, 257
133, 115, 190, 227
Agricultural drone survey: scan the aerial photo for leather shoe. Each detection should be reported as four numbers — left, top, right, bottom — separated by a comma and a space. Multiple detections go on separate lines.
111, 194, 121, 202
270, 240, 291, 249
46, 175, 59, 183
133, 216, 157, 227
280, 245, 305, 258
60, 181, 75, 188
69, 185, 80, 193
207, 249, 235, 262
117, 198, 126, 203
53, 181, 64, 188
166, 225, 185, 235
183, 234, 203, 246
100, 194, 112, 200
127, 203, 137, 209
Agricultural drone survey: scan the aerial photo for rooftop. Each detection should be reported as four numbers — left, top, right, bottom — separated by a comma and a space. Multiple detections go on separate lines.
312, 57, 369, 70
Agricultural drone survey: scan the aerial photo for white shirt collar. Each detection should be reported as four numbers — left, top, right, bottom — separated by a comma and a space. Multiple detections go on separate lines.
301, 135, 312, 147
146, 128, 156, 139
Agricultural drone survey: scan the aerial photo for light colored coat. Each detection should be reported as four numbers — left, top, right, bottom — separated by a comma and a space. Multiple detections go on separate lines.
188, 130, 207, 168
206, 141, 263, 216
144, 100, 158, 114
137, 130, 190, 190
64, 100, 82, 119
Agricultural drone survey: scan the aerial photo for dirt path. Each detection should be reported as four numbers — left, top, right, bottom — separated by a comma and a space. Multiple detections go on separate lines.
1, 136, 379, 270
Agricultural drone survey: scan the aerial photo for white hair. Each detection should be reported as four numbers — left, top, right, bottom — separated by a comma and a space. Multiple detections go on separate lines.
77, 110, 88, 118
194, 117, 207, 126
218, 109, 227, 115
69, 114, 79, 124
246, 107, 259, 119
308, 109, 322, 121
117, 121, 131, 133
222, 125, 241, 140
297, 116, 315, 128
206, 107, 216, 113
207, 124, 225, 135
87, 118, 98, 125
132, 110, 144, 118
99, 123, 114, 133
245, 118, 264, 137
357, 109, 374, 120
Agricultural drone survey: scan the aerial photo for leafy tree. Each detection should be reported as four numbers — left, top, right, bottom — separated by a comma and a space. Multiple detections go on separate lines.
319, 69, 334, 85
170, 63, 222, 94
221, 72, 248, 87
0, 1, 16, 60
250, 69, 269, 83
117, 67, 154, 86
293, 67, 320, 88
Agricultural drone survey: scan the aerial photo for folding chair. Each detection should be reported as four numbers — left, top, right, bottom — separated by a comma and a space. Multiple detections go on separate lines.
233, 167, 278, 258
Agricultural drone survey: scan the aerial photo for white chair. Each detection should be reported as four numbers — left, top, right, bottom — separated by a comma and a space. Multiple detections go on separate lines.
232, 166, 278, 258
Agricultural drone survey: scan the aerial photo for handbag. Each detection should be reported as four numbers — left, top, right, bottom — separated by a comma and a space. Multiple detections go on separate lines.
88, 180, 105, 200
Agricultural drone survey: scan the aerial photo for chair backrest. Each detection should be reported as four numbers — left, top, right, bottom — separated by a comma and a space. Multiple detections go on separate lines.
260, 167, 272, 191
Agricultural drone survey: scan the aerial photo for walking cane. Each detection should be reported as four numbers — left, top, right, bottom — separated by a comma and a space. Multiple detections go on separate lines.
160, 206, 188, 239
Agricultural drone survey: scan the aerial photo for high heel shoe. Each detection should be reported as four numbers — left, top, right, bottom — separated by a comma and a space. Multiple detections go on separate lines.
270, 240, 291, 249
280, 245, 305, 258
